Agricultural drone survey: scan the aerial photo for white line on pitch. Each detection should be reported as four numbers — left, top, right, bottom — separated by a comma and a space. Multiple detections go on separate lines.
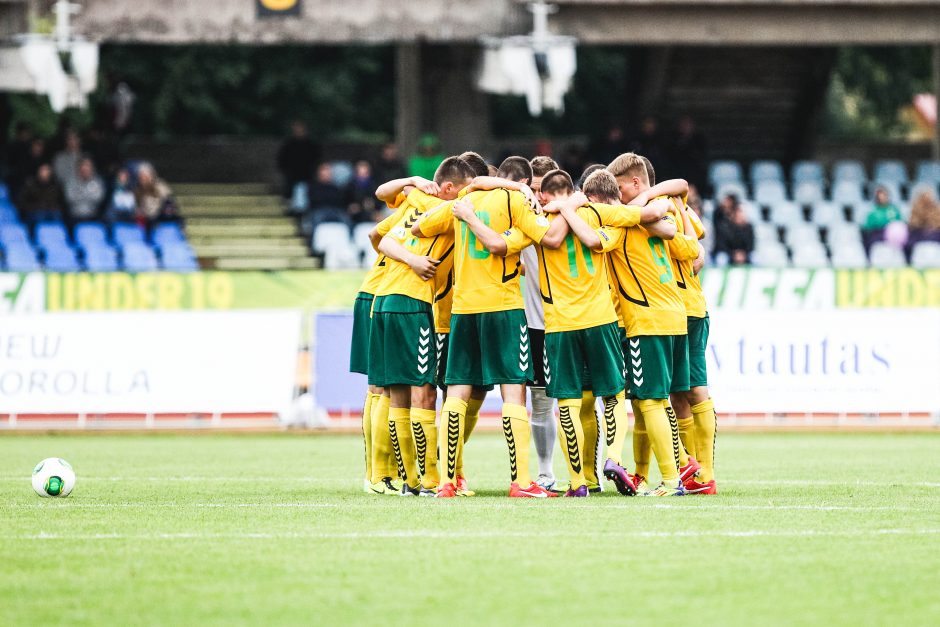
0, 502, 337, 509
3, 528, 939, 541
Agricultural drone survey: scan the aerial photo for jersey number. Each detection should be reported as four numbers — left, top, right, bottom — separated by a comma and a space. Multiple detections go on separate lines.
564, 234, 595, 278
647, 237, 673, 284
460, 211, 491, 260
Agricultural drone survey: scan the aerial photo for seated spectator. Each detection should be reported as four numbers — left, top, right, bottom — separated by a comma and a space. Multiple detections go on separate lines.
18, 163, 63, 228
686, 183, 704, 217
277, 119, 320, 204
65, 157, 105, 225
668, 115, 708, 193
4, 122, 35, 198
862, 186, 904, 252
135, 163, 177, 226
908, 187, 940, 247
106, 168, 137, 223
346, 160, 378, 224
408, 134, 443, 180
374, 142, 406, 183
713, 195, 754, 265
53, 130, 83, 185
308, 162, 351, 228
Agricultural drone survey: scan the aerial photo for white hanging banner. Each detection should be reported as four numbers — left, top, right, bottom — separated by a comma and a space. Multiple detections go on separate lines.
707, 309, 940, 413
0, 310, 301, 414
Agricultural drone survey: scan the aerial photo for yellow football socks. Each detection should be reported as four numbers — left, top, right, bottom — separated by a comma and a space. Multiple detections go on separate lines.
370, 394, 394, 483
411, 407, 439, 489
603, 391, 629, 466
692, 398, 717, 482
440, 397, 467, 486
665, 403, 690, 468
502, 403, 533, 487
677, 413, 696, 459
557, 398, 587, 490
362, 391, 374, 481
631, 399, 651, 479
579, 392, 600, 486
389, 407, 419, 488
636, 398, 680, 483
464, 397, 482, 443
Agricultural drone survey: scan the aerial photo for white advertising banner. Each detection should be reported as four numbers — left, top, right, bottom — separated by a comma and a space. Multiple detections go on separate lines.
0, 310, 301, 414
707, 309, 940, 413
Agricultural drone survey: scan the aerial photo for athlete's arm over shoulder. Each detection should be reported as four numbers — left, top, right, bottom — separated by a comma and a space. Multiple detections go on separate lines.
452, 197, 508, 256
560, 206, 601, 250
638, 197, 673, 224
630, 178, 689, 208
645, 213, 677, 240
378, 234, 439, 281
375, 176, 439, 203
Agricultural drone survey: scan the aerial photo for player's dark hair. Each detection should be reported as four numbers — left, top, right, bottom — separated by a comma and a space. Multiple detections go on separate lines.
583, 169, 621, 204
539, 169, 574, 196
434, 156, 476, 185
640, 155, 656, 186
577, 163, 605, 190
496, 156, 533, 183
529, 156, 560, 178
459, 151, 489, 177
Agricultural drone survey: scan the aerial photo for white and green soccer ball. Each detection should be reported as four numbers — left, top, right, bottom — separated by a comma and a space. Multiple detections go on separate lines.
32, 458, 76, 498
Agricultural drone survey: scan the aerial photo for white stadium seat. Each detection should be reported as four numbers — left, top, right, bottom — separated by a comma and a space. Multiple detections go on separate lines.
312, 222, 352, 254
709, 160, 744, 186
793, 180, 824, 206
791, 242, 829, 268
753, 222, 779, 245
915, 160, 940, 186
767, 200, 803, 227
784, 222, 821, 249
751, 243, 789, 268
754, 180, 788, 207
715, 181, 749, 202
791, 160, 825, 184
832, 160, 867, 183
827, 223, 863, 249
911, 241, 940, 268
750, 160, 784, 184
830, 245, 868, 269
810, 201, 845, 227
873, 159, 909, 184
869, 242, 906, 268
831, 180, 865, 206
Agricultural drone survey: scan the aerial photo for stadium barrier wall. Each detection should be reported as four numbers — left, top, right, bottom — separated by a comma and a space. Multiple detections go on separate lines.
1, 269, 938, 429
0, 310, 301, 428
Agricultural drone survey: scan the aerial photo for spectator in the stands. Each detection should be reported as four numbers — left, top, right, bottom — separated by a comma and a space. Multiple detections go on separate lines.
594, 125, 630, 166
4, 122, 35, 197
106, 168, 137, 224
861, 185, 904, 252
629, 116, 667, 175
686, 184, 704, 218
135, 163, 176, 226
713, 194, 754, 265
668, 115, 707, 193
18, 163, 63, 228
346, 160, 378, 224
374, 142, 406, 183
308, 162, 351, 228
53, 130, 83, 185
277, 119, 321, 202
65, 157, 105, 225
908, 186, 940, 246
408, 134, 444, 180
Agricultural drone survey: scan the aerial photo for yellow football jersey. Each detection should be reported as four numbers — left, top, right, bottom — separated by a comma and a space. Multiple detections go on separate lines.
666, 197, 707, 318
418, 188, 551, 314
606, 210, 686, 337
375, 190, 454, 306
503, 202, 640, 332
357, 192, 409, 295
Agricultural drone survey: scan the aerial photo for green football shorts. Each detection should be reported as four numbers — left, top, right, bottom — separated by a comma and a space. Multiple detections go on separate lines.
624, 334, 690, 400
435, 332, 449, 389
445, 309, 533, 386
349, 291, 374, 375
367, 294, 436, 388
545, 322, 625, 400
687, 314, 710, 388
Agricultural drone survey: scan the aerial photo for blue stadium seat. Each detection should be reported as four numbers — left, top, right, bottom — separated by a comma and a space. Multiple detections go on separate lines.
83, 244, 119, 272
791, 160, 825, 184
43, 244, 82, 272
3, 243, 41, 272
873, 159, 909, 184
113, 223, 146, 247
330, 161, 354, 188
832, 160, 867, 183
159, 243, 199, 272
708, 160, 743, 187
0, 223, 30, 246
749, 160, 784, 184
75, 223, 108, 248
0, 205, 19, 224
0, 182, 9, 200
121, 242, 159, 272
35, 222, 70, 249
915, 161, 940, 186
152, 223, 186, 247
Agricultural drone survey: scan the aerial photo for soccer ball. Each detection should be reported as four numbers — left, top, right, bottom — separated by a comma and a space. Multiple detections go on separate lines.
32, 458, 76, 498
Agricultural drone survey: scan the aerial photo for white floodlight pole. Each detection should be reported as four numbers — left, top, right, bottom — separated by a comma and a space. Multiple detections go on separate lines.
54, 0, 81, 52
528, 1, 557, 53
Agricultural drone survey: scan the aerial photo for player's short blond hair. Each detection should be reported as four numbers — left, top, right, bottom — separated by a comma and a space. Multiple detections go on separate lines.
582, 169, 620, 203
607, 152, 649, 184
640, 155, 656, 186
530, 156, 560, 178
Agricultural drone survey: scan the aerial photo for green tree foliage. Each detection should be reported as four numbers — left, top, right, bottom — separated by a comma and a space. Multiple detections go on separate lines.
96, 44, 395, 139
823, 46, 933, 139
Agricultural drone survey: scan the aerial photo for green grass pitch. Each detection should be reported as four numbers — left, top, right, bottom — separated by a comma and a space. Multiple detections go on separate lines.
1, 432, 938, 626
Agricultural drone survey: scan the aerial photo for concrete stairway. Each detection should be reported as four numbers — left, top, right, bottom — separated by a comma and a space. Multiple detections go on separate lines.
175, 183, 318, 270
